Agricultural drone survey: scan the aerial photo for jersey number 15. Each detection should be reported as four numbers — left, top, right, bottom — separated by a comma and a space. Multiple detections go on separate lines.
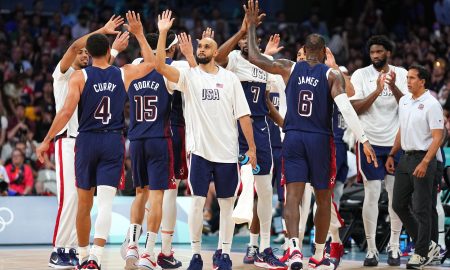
134, 95, 158, 122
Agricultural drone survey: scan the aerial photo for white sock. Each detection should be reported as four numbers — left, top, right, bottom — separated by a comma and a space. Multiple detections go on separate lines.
313, 243, 325, 261
78, 246, 90, 262
128, 224, 142, 247
249, 233, 259, 247
94, 185, 116, 240
161, 232, 173, 256
289, 238, 301, 251
144, 232, 158, 257
363, 180, 381, 251
218, 197, 236, 254
89, 245, 104, 264
255, 175, 273, 251
189, 196, 206, 255
161, 180, 180, 255
385, 175, 402, 247
437, 191, 446, 248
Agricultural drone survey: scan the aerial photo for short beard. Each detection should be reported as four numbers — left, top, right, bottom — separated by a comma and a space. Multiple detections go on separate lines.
196, 55, 212, 64
372, 58, 387, 69
241, 48, 248, 57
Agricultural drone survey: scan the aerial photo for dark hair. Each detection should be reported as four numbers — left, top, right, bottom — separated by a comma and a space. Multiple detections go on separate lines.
146, 31, 177, 50
86, 33, 109, 57
367, 35, 394, 52
304, 34, 325, 52
409, 64, 430, 83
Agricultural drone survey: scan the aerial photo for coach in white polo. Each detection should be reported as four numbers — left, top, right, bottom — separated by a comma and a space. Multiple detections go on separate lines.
386, 64, 443, 269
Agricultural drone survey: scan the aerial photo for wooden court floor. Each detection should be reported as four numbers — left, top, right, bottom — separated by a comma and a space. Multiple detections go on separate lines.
0, 246, 448, 270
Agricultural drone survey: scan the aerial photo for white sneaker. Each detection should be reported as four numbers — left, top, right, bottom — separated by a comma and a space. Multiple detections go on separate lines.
407, 253, 427, 269
120, 229, 131, 260
125, 246, 139, 270
138, 253, 160, 270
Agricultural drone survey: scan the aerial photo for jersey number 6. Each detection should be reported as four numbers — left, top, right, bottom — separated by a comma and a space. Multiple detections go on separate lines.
298, 90, 313, 117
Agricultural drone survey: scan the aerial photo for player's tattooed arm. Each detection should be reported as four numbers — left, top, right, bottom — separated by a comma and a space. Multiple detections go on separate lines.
265, 91, 284, 127
178, 32, 197, 67
246, 0, 292, 84
155, 10, 181, 83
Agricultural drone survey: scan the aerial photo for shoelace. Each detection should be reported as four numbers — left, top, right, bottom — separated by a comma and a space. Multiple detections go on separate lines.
265, 251, 284, 266
248, 247, 258, 257
290, 251, 303, 260
366, 250, 378, 259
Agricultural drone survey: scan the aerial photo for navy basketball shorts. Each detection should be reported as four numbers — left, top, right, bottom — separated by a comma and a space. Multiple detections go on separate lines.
335, 142, 349, 183
188, 154, 240, 198
75, 132, 125, 190
282, 130, 336, 190
129, 137, 175, 190
171, 125, 188, 180
271, 147, 284, 202
238, 116, 273, 175
356, 142, 400, 181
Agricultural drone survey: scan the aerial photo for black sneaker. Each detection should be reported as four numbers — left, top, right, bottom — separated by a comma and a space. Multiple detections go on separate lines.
406, 254, 427, 269
387, 245, 401, 266
48, 248, 73, 269
212, 249, 222, 269
68, 248, 79, 266
363, 249, 379, 266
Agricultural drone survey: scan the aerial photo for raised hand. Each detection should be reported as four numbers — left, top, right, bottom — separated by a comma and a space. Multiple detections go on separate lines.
325, 47, 338, 69
202, 27, 215, 39
264, 34, 284, 55
102, 15, 124, 35
243, 0, 266, 27
112, 31, 130, 52
178, 32, 194, 57
158, 10, 175, 33
385, 71, 397, 90
124, 11, 143, 36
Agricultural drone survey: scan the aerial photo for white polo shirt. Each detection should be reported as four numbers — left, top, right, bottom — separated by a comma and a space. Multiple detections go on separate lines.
52, 62, 79, 137
399, 90, 444, 153
174, 65, 251, 163
350, 64, 408, 146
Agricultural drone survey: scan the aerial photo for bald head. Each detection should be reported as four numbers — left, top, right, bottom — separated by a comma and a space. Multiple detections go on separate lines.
196, 37, 218, 64
303, 34, 326, 63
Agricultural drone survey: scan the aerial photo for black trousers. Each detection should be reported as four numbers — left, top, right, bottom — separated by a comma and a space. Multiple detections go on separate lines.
431, 161, 443, 243
393, 152, 436, 257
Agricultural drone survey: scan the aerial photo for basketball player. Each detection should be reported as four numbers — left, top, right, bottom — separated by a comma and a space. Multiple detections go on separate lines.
155, 10, 256, 270
215, 11, 286, 269
37, 11, 154, 270
123, 31, 196, 270
245, 1, 377, 270
349, 35, 408, 266
48, 15, 125, 269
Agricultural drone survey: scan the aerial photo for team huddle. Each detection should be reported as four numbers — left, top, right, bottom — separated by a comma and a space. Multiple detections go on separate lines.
35, 0, 444, 270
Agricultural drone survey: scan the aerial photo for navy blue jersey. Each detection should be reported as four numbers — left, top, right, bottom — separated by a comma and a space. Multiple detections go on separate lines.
332, 104, 347, 143
242, 81, 269, 117
283, 61, 332, 135
170, 90, 185, 127
78, 66, 127, 132
268, 92, 282, 148
128, 58, 173, 140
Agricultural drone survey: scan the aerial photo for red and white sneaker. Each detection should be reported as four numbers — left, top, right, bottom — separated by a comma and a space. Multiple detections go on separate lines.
279, 248, 290, 263
329, 243, 344, 268
288, 250, 303, 270
308, 257, 335, 270
138, 253, 160, 270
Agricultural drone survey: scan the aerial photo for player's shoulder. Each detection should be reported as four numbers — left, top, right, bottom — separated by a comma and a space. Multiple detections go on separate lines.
389, 65, 408, 75
399, 93, 410, 104
171, 60, 190, 68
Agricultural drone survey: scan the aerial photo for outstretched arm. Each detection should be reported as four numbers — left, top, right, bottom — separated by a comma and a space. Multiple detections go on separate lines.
121, 11, 155, 89
36, 71, 83, 162
246, 0, 292, 83
109, 31, 130, 64
60, 15, 124, 73
178, 32, 197, 67
330, 70, 378, 167
155, 10, 181, 83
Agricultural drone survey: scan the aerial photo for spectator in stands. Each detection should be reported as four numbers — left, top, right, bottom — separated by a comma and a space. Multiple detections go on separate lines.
6, 103, 35, 143
5, 148, 34, 195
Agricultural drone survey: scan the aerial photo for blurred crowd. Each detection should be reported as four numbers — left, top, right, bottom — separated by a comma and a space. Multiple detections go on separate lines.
0, 0, 450, 199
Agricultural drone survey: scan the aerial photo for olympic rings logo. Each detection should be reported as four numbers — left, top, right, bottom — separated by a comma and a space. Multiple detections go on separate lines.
0, 207, 14, 233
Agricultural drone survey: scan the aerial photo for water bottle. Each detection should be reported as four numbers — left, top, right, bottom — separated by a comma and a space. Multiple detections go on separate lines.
400, 233, 408, 253
310, 228, 315, 245
238, 154, 260, 174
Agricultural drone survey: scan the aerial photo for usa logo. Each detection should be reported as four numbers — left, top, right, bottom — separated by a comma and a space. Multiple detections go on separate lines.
418, 104, 424, 110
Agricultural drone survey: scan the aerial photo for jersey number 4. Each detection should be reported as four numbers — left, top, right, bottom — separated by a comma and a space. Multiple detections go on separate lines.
134, 95, 158, 122
94, 96, 112, 124
298, 90, 313, 117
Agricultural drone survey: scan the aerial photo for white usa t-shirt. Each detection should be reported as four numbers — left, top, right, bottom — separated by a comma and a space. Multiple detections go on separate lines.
226, 50, 268, 83
52, 62, 79, 137
350, 64, 408, 146
175, 66, 251, 163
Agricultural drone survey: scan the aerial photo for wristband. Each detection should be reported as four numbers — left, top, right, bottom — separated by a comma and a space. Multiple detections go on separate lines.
111, 49, 119, 58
